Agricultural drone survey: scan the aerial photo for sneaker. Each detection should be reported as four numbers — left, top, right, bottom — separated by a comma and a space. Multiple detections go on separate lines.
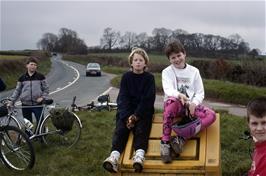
133, 154, 145, 173
170, 136, 185, 154
160, 142, 172, 163
103, 155, 119, 173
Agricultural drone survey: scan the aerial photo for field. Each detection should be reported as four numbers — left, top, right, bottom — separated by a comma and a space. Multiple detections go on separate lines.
0, 110, 251, 176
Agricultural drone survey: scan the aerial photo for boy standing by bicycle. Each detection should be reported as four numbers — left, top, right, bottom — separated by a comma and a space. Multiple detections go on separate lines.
103, 47, 156, 173
247, 97, 266, 176
8, 57, 49, 127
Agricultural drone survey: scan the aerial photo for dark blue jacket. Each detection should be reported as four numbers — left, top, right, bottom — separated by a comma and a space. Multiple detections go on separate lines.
117, 71, 156, 120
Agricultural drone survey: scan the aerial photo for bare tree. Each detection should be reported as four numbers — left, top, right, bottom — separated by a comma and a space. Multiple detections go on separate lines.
135, 32, 149, 50
152, 28, 172, 51
120, 31, 137, 50
57, 28, 78, 53
100, 27, 120, 50
37, 33, 58, 52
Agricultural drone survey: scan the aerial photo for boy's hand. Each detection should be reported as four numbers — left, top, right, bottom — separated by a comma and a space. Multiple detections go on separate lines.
178, 93, 189, 105
126, 115, 138, 129
7, 100, 13, 108
36, 97, 44, 103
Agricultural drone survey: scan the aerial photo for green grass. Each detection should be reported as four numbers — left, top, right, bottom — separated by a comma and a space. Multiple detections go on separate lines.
0, 110, 251, 175
102, 66, 128, 75
204, 79, 266, 105
219, 110, 251, 175
0, 111, 116, 176
0, 55, 27, 60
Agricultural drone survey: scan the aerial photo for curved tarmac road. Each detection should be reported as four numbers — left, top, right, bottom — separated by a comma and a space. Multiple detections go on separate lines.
0, 55, 114, 107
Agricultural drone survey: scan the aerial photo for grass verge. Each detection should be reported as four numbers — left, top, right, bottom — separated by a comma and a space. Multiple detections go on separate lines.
0, 110, 251, 175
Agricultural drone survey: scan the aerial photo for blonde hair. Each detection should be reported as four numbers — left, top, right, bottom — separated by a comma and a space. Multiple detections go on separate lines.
128, 47, 149, 66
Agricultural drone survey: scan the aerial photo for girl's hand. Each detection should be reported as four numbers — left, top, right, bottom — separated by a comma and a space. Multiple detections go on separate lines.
178, 93, 189, 105
188, 103, 196, 116
126, 115, 138, 129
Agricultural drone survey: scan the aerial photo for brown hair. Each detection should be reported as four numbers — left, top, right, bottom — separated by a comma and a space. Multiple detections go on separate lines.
128, 47, 149, 65
164, 41, 186, 59
247, 96, 266, 122
26, 56, 39, 65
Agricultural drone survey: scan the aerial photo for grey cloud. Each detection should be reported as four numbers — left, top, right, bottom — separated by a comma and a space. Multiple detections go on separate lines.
1, 1, 265, 52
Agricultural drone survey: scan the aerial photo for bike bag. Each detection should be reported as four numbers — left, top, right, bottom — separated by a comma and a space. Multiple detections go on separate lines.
50, 108, 75, 131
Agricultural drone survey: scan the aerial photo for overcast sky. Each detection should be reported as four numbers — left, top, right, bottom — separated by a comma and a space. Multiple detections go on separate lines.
1, 0, 265, 53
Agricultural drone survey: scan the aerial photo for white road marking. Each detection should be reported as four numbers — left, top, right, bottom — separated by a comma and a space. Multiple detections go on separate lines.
50, 61, 80, 95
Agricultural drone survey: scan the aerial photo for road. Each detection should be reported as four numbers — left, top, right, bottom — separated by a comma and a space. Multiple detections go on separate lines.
0, 55, 114, 107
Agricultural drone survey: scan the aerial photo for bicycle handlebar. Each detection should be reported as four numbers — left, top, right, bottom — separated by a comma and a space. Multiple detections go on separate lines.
239, 130, 252, 140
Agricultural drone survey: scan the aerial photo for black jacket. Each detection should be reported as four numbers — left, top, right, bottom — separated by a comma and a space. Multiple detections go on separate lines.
117, 71, 156, 120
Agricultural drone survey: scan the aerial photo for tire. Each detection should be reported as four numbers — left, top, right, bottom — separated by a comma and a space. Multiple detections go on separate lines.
40, 113, 82, 149
0, 126, 35, 171
0, 115, 21, 129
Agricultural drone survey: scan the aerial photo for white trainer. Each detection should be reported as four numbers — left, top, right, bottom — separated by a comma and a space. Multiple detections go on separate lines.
103, 155, 119, 173
132, 154, 145, 173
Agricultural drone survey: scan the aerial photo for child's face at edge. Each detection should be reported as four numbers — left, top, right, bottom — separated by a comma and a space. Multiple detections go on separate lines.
131, 53, 146, 74
26, 62, 38, 73
248, 115, 266, 143
169, 52, 186, 69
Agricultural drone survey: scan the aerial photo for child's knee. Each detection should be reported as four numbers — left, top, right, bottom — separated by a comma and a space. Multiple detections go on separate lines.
202, 110, 216, 128
208, 109, 216, 123
163, 98, 183, 117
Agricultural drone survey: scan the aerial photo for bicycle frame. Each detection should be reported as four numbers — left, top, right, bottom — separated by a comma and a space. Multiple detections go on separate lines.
13, 103, 56, 140
1, 98, 82, 149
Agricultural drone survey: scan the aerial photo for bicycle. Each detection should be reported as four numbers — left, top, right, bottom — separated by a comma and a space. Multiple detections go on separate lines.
0, 121, 35, 170
5, 99, 82, 149
71, 94, 117, 112
0, 98, 21, 129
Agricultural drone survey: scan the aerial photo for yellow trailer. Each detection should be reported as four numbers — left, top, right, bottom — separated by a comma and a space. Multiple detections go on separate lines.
113, 114, 221, 176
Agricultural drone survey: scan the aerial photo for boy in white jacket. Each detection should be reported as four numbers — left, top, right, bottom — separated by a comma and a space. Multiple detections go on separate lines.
160, 41, 216, 163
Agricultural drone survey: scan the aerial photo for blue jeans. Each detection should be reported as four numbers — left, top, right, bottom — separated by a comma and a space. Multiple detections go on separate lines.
22, 105, 43, 124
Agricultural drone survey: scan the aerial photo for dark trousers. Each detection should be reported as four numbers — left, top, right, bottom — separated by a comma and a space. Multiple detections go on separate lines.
111, 113, 153, 154
22, 106, 43, 124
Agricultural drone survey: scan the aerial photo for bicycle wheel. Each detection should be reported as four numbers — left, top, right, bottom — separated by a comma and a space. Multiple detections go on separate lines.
0, 126, 35, 171
0, 115, 21, 129
40, 112, 81, 149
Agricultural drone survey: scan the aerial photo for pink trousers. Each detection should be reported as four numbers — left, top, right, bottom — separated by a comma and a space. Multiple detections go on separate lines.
161, 97, 216, 142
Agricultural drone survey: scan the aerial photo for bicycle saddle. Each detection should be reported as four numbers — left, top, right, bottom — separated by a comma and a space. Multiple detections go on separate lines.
42, 99, 54, 105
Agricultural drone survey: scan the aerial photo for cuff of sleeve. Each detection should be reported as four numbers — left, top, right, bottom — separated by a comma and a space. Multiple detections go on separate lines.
192, 100, 200, 106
